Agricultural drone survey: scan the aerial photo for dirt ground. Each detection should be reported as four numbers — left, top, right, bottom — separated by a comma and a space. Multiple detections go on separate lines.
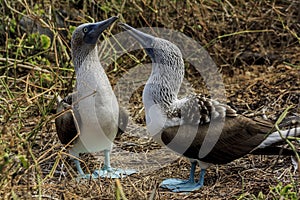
0, 0, 300, 199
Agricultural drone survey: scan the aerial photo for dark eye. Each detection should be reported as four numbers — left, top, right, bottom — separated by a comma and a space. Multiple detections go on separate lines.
83, 27, 88, 33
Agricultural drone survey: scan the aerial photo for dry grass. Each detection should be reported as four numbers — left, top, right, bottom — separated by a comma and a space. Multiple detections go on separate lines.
0, 0, 299, 199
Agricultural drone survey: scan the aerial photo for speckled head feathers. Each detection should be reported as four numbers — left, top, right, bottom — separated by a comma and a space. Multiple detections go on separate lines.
119, 23, 182, 65
119, 23, 185, 108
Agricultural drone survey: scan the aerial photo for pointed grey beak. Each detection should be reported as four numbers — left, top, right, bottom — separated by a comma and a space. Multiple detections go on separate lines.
84, 16, 118, 44
118, 23, 155, 49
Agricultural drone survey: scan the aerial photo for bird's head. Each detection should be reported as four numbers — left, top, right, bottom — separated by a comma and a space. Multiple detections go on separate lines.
119, 23, 183, 68
119, 23, 185, 108
71, 17, 118, 67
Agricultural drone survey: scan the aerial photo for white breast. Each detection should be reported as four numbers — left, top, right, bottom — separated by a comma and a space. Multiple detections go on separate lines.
71, 61, 119, 154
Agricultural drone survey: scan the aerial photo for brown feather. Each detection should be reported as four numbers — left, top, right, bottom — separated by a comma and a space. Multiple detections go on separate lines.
161, 111, 287, 165
55, 95, 78, 145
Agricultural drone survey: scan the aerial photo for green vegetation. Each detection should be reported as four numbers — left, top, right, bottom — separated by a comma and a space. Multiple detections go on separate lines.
0, 0, 299, 199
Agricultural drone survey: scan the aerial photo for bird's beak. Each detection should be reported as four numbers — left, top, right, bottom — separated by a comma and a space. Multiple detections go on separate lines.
85, 16, 118, 44
118, 23, 155, 48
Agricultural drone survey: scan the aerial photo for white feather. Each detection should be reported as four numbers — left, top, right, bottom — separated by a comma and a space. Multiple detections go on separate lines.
256, 127, 300, 149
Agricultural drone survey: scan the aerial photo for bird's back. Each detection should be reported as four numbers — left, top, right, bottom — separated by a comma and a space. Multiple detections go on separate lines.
161, 110, 274, 165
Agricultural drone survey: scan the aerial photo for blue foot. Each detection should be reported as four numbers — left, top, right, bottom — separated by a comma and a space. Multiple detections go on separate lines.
160, 165, 206, 192
160, 178, 203, 192
160, 178, 191, 187
76, 173, 98, 180
92, 167, 136, 179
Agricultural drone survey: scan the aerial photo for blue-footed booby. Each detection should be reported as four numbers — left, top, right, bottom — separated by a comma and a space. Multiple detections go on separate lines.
119, 23, 300, 192
55, 17, 135, 179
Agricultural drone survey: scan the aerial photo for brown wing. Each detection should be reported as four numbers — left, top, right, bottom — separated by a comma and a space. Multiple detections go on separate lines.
162, 99, 277, 164
116, 106, 129, 138
55, 95, 78, 145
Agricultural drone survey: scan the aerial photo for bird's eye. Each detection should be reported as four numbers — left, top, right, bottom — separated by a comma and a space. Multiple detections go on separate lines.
83, 27, 88, 33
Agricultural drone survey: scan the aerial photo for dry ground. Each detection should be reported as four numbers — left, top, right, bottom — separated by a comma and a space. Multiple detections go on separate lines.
1, 0, 300, 199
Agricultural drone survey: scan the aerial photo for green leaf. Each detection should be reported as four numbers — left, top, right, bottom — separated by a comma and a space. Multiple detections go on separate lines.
257, 191, 265, 200
18, 155, 29, 169
41, 73, 53, 82
9, 18, 17, 34
100, 5, 112, 12
69, 25, 76, 34
40, 34, 51, 50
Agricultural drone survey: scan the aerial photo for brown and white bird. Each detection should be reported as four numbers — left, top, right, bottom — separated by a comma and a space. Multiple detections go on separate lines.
56, 93, 129, 144
55, 17, 135, 179
119, 23, 300, 192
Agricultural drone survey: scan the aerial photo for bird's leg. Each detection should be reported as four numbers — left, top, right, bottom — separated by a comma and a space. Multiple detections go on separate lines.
160, 161, 204, 192
187, 161, 196, 183
92, 149, 136, 179
197, 169, 206, 187
102, 149, 112, 170
74, 158, 94, 179
160, 161, 196, 189
74, 159, 85, 176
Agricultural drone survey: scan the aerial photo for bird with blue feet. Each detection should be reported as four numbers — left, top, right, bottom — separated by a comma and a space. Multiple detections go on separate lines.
119, 23, 300, 192
55, 17, 135, 179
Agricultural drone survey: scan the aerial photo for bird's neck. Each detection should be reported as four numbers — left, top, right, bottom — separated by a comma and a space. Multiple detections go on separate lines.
73, 45, 111, 96
72, 45, 99, 71
143, 62, 184, 111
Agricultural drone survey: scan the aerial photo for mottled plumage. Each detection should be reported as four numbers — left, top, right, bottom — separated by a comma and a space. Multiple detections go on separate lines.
166, 94, 237, 125
120, 23, 300, 192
